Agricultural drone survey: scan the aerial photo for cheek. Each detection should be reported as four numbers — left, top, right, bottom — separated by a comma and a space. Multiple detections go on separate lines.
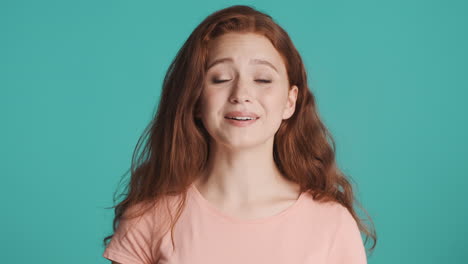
200, 89, 225, 117
261, 90, 288, 115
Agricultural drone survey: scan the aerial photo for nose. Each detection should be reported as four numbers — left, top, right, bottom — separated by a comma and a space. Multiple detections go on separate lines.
229, 77, 253, 103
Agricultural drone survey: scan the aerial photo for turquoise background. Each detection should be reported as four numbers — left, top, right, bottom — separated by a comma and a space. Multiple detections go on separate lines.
2, 0, 467, 263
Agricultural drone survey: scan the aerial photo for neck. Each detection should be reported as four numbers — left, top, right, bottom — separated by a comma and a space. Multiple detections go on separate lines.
195, 138, 301, 204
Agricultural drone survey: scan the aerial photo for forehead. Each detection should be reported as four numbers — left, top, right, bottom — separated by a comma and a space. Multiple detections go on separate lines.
206, 33, 285, 72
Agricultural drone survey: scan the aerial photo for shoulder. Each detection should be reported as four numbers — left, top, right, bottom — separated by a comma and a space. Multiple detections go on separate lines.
299, 191, 357, 231
301, 191, 349, 216
298, 194, 366, 262
103, 196, 183, 263
119, 194, 183, 236
323, 202, 367, 263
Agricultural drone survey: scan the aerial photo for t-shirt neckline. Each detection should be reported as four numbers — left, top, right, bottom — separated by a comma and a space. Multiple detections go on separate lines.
189, 183, 307, 225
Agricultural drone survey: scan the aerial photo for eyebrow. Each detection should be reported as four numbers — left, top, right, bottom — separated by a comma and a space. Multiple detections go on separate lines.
206, 57, 279, 73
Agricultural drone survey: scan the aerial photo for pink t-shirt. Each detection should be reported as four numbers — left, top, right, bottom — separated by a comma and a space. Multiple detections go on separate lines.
103, 183, 367, 264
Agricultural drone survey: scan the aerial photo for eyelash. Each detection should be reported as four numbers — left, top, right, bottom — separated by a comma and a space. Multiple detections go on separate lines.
213, 79, 272, 84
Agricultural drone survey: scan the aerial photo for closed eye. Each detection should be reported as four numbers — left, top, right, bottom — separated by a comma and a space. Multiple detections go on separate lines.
212, 79, 272, 84
255, 79, 272, 83
213, 79, 230, 84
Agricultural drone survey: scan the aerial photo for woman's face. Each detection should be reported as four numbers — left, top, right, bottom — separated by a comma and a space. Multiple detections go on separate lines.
197, 32, 298, 149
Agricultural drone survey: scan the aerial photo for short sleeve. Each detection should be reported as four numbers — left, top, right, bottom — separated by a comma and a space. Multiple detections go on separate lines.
326, 205, 367, 264
103, 202, 163, 264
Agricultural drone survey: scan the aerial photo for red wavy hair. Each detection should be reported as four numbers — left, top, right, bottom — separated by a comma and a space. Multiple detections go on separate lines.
103, 4, 377, 258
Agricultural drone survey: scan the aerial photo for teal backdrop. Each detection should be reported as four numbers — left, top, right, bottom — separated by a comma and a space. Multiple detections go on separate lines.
2, 0, 467, 263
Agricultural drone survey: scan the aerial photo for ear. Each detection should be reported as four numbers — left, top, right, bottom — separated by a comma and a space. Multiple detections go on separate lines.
282, 85, 298, 120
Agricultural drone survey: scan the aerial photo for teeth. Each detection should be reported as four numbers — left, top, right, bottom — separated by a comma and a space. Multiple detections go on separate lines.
227, 117, 256, 120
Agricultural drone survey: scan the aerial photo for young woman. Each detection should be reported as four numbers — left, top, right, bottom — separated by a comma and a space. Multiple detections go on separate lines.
102, 5, 377, 264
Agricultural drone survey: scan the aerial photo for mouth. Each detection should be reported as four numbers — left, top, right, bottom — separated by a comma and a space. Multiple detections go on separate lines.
224, 111, 260, 120
224, 116, 260, 127
224, 116, 260, 121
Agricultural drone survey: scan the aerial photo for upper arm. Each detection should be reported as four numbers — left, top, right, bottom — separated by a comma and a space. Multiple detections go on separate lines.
326, 205, 367, 264
102, 202, 167, 264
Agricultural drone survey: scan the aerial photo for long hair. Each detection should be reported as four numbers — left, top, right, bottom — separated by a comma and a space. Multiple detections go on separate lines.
103, 4, 377, 258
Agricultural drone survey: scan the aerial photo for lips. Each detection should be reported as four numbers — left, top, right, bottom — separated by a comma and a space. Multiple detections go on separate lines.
224, 111, 260, 119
